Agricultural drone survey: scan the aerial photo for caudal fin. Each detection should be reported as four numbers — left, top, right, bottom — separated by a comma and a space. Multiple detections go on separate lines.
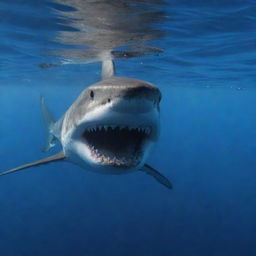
40, 96, 57, 152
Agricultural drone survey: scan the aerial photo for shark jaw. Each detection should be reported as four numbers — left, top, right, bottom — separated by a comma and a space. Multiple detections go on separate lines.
64, 97, 159, 174
83, 124, 152, 168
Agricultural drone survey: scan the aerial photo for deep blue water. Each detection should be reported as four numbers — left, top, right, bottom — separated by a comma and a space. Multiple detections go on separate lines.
1, 0, 256, 255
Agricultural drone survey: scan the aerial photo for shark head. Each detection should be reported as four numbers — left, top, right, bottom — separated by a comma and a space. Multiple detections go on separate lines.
62, 76, 161, 173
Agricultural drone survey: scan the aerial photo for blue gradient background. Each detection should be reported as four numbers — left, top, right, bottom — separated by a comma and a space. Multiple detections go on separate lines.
0, 0, 256, 255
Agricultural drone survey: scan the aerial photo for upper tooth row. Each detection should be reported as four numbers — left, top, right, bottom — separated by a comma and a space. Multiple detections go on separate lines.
87, 126, 151, 134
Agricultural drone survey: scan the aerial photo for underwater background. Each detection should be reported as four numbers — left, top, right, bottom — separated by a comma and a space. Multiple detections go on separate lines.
1, 0, 256, 255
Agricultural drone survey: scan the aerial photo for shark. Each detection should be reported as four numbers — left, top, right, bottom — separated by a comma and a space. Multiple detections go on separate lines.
0, 60, 172, 189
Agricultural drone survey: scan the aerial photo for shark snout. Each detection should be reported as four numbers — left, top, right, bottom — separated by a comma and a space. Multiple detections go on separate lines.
110, 97, 158, 114
121, 84, 161, 103
89, 76, 161, 112
108, 82, 161, 114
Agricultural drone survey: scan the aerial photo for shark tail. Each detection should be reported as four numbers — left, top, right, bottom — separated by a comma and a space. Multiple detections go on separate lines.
40, 96, 57, 152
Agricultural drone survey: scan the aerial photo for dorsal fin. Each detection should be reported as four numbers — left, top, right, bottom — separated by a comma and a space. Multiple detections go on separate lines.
101, 60, 115, 80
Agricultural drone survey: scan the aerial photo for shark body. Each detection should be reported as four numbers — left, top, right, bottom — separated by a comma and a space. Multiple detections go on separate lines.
0, 61, 172, 189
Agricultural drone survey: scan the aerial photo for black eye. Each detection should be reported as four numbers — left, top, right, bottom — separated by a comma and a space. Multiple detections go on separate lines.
90, 90, 94, 99
108, 98, 111, 103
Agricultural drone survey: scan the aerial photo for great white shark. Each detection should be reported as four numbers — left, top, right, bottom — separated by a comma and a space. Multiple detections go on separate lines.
0, 60, 172, 189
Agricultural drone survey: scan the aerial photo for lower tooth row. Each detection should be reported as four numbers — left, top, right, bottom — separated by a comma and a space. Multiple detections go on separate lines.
91, 148, 141, 165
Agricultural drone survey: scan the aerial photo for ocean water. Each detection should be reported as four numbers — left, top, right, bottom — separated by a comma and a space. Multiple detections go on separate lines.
1, 0, 256, 255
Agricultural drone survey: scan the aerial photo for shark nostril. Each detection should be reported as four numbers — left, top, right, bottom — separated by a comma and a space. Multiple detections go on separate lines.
90, 90, 94, 99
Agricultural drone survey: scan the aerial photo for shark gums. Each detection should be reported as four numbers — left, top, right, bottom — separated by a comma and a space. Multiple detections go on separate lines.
0, 60, 172, 189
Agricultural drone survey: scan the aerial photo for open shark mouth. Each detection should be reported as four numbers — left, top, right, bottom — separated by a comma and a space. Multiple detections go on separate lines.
82, 125, 151, 168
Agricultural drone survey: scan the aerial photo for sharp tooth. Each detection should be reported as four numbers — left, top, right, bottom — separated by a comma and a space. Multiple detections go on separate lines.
104, 125, 108, 130
111, 125, 116, 129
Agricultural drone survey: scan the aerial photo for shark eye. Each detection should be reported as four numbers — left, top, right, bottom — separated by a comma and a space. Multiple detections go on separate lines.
90, 91, 94, 99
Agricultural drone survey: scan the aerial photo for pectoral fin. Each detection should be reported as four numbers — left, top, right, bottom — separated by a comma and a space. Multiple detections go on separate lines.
141, 164, 173, 189
0, 151, 66, 177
